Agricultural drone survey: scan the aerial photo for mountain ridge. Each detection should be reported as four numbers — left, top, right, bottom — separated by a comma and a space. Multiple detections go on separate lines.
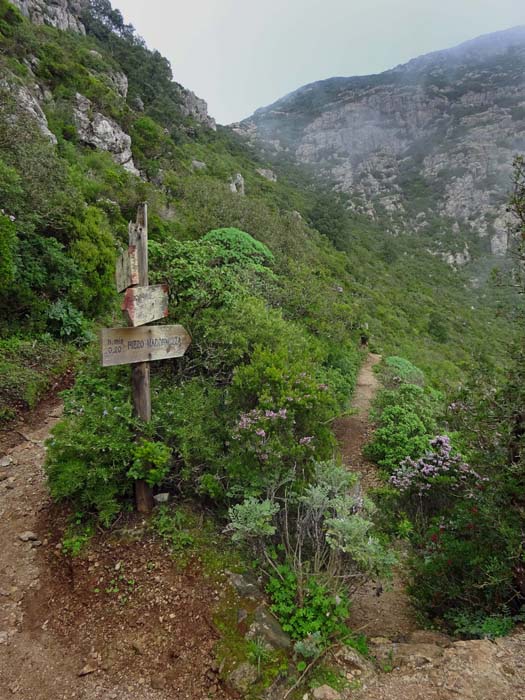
238, 25, 525, 264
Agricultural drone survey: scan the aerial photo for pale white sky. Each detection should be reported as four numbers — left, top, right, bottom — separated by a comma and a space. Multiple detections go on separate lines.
114, 0, 525, 125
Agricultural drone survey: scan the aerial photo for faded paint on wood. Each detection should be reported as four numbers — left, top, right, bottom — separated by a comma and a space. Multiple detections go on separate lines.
115, 246, 139, 292
129, 222, 148, 287
101, 325, 191, 367
122, 284, 169, 327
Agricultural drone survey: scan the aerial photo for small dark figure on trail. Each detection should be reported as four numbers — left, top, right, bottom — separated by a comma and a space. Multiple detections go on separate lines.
360, 333, 369, 347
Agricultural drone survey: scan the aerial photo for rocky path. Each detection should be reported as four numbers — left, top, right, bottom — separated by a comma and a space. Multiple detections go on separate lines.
334, 353, 418, 639
333, 354, 525, 700
0, 399, 230, 700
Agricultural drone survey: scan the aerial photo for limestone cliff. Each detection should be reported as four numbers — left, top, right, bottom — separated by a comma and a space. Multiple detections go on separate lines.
11, 0, 87, 33
238, 27, 525, 261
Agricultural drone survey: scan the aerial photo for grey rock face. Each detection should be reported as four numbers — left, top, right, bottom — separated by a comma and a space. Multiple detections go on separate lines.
178, 88, 217, 131
230, 172, 245, 195
108, 70, 128, 99
0, 76, 57, 144
11, 0, 87, 34
256, 167, 277, 182
245, 604, 292, 650
241, 27, 525, 260
73, 93, 139, 175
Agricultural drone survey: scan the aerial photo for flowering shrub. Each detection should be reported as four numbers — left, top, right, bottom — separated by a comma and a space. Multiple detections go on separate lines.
389, 435, 486, 527
226, 345, 337, 495
390, 435, 484, 496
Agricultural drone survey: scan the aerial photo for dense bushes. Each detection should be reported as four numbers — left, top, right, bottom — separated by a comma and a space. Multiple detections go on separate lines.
46, 227, 357, 517
364, 358, 442, 472
366, 349, 525, 636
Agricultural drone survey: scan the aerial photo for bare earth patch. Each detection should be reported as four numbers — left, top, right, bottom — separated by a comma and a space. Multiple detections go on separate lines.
0, 399, 231, 700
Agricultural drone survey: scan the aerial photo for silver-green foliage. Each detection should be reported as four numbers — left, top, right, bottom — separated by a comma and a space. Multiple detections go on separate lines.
227, 460, 395, 594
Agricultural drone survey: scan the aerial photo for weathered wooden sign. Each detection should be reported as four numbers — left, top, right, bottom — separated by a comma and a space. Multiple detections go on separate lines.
122, 284, 169, 327
116, 245, 139, 292
102, 203, 192, 513
101, 325, 191, 367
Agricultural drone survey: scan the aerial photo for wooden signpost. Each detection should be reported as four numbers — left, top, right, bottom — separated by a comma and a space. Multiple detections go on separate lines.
101, 203, 191, 513
101, 325, 191, 366
121, 284, 169, 327
116, 246, 139, 292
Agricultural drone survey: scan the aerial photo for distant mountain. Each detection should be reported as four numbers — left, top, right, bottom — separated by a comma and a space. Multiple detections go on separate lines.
237, 27, 525, 264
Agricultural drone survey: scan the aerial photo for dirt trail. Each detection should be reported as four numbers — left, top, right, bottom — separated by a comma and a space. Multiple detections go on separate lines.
334, 354, 525, 700
334, 352, 418, 639
0, 400, 230, 700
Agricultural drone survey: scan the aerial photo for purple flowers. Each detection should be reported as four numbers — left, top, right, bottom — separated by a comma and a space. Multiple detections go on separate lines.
237, 407, 289, 432
299, 436, 313, 445
390, 435, 486, 497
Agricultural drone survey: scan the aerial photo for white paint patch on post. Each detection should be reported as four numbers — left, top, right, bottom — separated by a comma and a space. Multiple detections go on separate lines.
101, 325, 191, 367
121, 284, 169, 327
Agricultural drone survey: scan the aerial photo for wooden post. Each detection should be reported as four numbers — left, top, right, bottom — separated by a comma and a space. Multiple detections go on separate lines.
129, 203, 154, 514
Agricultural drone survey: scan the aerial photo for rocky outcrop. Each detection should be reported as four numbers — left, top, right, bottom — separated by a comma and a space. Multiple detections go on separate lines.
11, 0, 87, 34
178, 88, 216, 131
229, 172, 245, 195
256, 167, 277, 182
350, 628, 525, 700
239, 26, 525, 260
0, 75, 57, 144
73, 93, 139, 175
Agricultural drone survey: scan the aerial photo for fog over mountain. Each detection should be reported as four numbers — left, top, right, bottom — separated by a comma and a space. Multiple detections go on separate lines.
237, 27, 525, 265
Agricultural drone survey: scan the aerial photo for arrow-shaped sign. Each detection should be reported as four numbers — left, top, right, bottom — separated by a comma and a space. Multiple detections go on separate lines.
101, 325, 191, 367
121, 284, 169, 327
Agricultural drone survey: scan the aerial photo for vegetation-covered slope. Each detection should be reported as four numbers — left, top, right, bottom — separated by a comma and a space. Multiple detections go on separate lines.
239, 26, 525, 266
1, 0, 524, 678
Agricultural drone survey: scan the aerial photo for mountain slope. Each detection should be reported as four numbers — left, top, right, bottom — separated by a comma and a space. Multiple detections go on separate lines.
0, 0, 516, 425
238, 27, 525, 263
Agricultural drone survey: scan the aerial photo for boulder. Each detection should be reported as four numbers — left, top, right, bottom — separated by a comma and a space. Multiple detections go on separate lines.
312, 685, 341, 700
153, 493, 170, 504
73, 93, 139, 175
229, 172, 245, 195
226, 662, 258, 693
246, 605, 292, 650
226, 571, 263, 600
334, 645, 376, 681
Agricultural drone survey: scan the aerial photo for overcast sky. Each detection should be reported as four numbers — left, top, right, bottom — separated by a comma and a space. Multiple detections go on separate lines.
114, 0, 524, 125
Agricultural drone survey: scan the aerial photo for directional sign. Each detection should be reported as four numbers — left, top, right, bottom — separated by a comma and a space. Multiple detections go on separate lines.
121, 284, 169, 327
116, 245, 139, 292
101, 325, 191, 367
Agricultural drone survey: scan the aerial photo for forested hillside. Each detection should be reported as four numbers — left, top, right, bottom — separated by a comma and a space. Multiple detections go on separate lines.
0, 2, 524, 698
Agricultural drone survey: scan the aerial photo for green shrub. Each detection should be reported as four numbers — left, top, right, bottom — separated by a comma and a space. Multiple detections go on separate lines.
364, 404, 431, 472
0, 214, 17, 290
409, 500, 523, 625
445, 610, 515, 639
127, 439, 171, 487
45, 371, 136, 525
0, 336, 74, 415
379, 356, 426, 388
266, 564, 350, 643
